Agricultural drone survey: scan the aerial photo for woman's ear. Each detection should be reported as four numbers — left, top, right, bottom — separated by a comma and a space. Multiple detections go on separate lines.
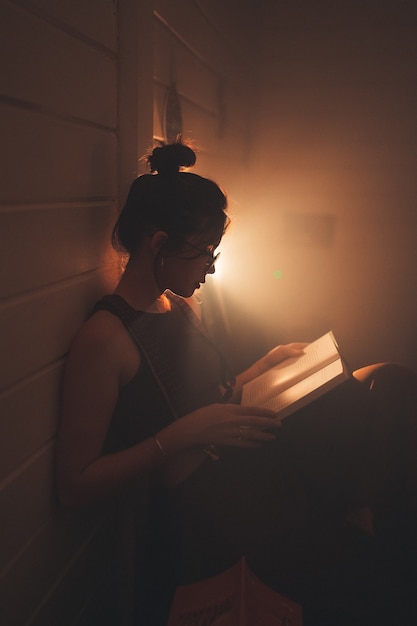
150, 231, 168, 256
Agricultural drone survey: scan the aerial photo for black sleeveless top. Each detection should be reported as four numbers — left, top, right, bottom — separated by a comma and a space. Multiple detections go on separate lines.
93, 293, 234, 452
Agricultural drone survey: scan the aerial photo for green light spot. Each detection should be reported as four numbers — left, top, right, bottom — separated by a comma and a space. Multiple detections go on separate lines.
273, 269, 283, 280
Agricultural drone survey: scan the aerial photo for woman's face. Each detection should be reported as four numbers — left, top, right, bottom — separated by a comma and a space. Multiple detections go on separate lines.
159, 237, 221, 297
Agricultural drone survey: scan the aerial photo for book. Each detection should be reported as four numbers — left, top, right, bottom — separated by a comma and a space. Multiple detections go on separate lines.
241, 331, 349, 419
167, 557, 303, 626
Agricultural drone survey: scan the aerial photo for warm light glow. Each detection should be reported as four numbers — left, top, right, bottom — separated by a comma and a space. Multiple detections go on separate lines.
201, 201, 339, 351
211, 257, 223, 280
200, 0, 417, 372
210, 246, 233, 281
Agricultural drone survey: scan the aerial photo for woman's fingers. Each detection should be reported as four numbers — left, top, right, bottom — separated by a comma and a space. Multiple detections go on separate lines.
229, 404, 276, 417
188, 403, 281, 448
228, 426, 276, 448
263, 342, 308, 368
234, 406, 282, 430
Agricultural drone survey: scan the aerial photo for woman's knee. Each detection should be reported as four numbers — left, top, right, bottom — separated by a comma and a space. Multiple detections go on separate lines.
353, 362, 417, 408
353, 362, 417, 398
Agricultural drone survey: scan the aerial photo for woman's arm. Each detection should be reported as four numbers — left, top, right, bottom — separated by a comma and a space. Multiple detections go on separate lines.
56, 314, 278, 506
56, 314, 169, 506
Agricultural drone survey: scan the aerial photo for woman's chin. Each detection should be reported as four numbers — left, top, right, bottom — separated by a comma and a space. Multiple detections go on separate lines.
171, 285, 198, 298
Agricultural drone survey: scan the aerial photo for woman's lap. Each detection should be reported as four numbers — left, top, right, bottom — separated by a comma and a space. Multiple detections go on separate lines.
144, 363, 417, 621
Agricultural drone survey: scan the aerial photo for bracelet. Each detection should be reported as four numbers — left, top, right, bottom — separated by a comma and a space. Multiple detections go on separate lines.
203, 445, 220, 462
152, 435, 167, 456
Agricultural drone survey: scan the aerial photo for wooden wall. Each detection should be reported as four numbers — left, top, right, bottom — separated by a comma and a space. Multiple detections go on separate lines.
153, 0, 259, 195
0, 1, 260, 625
0, 1, 120, 624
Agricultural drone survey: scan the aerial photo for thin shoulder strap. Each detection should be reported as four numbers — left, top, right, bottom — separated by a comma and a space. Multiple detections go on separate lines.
94, 293, 234, 412
93, 294, 180, 419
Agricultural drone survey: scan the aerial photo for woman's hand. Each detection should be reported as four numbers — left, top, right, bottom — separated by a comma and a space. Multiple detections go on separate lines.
154, 404, 280, 486
261, 342, 308, 372
166, 403, 280, 451
231, 342, 308, 402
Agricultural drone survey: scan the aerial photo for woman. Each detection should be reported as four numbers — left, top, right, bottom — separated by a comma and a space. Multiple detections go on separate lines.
57, 141, 417, 625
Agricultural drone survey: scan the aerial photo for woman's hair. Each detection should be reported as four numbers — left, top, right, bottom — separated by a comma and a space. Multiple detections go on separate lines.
112, 140, 229, 255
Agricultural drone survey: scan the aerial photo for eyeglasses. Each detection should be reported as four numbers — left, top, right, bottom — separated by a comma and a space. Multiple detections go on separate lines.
183, 240, 221, 272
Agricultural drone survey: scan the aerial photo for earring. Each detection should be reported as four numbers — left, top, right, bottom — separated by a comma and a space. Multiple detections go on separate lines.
160, 256, 164, 268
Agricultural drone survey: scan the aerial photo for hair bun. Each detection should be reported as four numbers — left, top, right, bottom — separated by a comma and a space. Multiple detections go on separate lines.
148, 140, 196, 175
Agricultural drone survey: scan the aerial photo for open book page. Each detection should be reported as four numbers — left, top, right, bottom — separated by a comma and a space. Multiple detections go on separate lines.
241, 331, 341, 407
260, 359, 346, 418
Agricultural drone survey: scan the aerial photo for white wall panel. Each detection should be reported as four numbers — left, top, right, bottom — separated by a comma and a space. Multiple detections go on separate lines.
0, 363, 62, 480
153, 17, 219, 113
13, 0, 118, 52
0, 2, 117, 128
0, 444, 55, 575
0, 269, 118, 392
154, 0, 256, 84
0, 106, 117, 204
0, 507, 112, 626
152, 2, 257, 173
0, 202, 117, 299
0, 1, 121, 625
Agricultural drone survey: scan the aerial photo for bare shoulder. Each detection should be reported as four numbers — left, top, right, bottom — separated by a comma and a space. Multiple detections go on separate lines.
67, 309, 140, 386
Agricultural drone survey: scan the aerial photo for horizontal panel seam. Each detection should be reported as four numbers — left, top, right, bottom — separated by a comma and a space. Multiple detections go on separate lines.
0, 440, 54, 494
154, 77, 217, 118
0, 265, 116, 310
0, 94, 118, 134
154, 9, 221, 79
6, 0, 117, 60
0, 359, 64, 401
0, 199, 116, 213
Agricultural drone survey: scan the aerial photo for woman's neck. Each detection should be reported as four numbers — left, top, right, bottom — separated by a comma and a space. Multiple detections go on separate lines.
114, 256, 170, 313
